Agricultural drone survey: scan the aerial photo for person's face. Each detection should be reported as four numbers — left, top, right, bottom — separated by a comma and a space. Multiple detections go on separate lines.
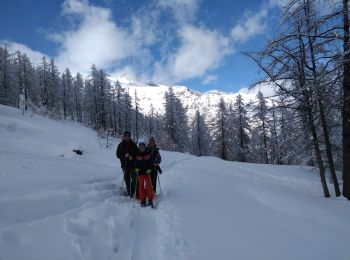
140, 145, 146, 151
124, 134, 130, 141
149, 140, 155, 147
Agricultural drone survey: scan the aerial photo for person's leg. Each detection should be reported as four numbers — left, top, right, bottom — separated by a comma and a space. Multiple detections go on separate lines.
123, 167, 131, 196
130, 169, 137, 198
145, 175, 155, 201
138, 175, 147, 207
152, 169, 158, 194
138, 175, 145, 201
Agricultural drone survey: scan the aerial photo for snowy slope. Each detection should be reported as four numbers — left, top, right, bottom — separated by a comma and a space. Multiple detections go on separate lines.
1, 105, 349, 260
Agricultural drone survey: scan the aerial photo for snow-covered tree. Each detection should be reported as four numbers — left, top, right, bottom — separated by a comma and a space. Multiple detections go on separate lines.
191, 110, 211, 156
342, 0, 350, 199
163, 86, 190, 152
73, 73, 83, 122
0, 46, 16, 107
61, 68, 74, 120
233, 94, 250, 162
251, 91, 270, 164
48, 58, 61, 117
212, 97, 231, 160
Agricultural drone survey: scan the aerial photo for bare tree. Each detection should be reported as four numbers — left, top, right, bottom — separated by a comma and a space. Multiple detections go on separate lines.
343, 0, 350, 200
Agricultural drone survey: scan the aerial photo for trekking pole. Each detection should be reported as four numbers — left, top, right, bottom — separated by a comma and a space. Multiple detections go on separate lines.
133, 171, 139, 208
127, 162, 133, 200
118, 167, 127, 196
157, 174, 163, 197
121, 168, 125, 190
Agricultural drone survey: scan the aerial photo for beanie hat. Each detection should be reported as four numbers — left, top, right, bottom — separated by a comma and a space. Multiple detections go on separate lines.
139, 142, 146, 148
124, 131, 131, 137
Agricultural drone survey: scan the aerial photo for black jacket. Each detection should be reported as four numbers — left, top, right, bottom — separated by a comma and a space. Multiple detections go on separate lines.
146, 146, 161, 165
116, 139, 138, 168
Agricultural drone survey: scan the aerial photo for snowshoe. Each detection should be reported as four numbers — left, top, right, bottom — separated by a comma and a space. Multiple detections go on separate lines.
148, 200, 154, 208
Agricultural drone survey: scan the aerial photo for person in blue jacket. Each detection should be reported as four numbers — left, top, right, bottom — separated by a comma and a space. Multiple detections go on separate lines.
134, 142, 155, 207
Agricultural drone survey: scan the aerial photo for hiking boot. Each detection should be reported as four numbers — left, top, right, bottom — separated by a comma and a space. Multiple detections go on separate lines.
140, 200, 147, 207
148, 200, 154, 208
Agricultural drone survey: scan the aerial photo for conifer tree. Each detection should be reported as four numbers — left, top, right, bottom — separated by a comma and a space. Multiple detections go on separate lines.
0, 46, 16, 107
163, 87, 189, 152
251, 91, 269, 164
213, 97, 230, 160
191, 110, 211, 156
233, 94, 250, 162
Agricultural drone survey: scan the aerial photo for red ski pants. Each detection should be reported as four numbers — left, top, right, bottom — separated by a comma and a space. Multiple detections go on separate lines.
138, 175, 154, 201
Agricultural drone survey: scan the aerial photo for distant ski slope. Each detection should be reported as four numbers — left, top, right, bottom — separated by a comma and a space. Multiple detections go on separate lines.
0, 105, 349, 260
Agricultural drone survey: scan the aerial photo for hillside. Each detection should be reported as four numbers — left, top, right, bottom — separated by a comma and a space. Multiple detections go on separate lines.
117, 77, 275, 123
0, 105, 349, 260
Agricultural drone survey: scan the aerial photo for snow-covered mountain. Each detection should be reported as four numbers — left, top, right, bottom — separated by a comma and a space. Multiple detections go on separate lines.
1, 105, 349, 260
116, 77, 276, 123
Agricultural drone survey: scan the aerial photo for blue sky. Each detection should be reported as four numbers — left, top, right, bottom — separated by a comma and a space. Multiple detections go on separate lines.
0, 0, 286, 92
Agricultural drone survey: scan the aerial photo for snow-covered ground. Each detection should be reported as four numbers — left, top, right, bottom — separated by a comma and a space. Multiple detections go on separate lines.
0, 105, 349, 260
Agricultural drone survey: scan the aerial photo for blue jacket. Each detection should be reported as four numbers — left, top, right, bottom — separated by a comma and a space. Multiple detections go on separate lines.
133, 150, 153, 175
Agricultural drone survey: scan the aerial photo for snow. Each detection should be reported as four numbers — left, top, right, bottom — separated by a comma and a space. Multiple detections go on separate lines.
1, 104, 349, 260
119, 79, 277, 131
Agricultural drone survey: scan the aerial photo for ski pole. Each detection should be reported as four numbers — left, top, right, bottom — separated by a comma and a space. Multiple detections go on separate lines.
133, 171, 139, 207
157, 174, 163, 197
121, 167, 125, 190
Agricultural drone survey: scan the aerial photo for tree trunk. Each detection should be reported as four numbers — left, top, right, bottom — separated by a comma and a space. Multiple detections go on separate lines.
262, 120, 269, 164
318, 99, 341, 196
307, 100, 330, 197
343, 0, 350, 200
304, 0, 340, 196
272, 106, 280, 164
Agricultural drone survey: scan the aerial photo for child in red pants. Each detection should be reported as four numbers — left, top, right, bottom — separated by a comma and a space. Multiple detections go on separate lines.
134, 142, 155, 208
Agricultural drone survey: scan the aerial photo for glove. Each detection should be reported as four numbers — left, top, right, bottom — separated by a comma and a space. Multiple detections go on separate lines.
134, 168, 140, 173
146, 169, 152, 175
128, 156, 133, 160
125, 153, 129, 158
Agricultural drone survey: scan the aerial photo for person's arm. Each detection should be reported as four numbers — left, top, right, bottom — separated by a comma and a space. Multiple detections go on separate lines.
154, 150, 161, 165
116, 143, 122, 159
144, 154, 154, 171
157, 152, 161, 164
129, 142, 137, 158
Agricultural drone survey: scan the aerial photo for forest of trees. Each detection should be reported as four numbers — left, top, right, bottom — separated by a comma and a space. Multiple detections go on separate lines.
0, 0, 348, 199
245, 0, 348, 198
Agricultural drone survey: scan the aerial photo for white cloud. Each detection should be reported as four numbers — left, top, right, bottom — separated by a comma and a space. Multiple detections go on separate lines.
154, 25, 232, 84
268, 0, 290, 8
130, 15, 157, 46
0, 40, 48, 65
229, 0, 292, 45
230, 8, 268, 43
51, 0, 139, 74
110, 65, 148, 84
202, 75, 218, 85
238, 82, 277, 98
2, 0, 286, 87
157, 0, 199, 24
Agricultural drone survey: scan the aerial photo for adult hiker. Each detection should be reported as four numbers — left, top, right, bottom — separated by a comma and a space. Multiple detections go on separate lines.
147, 137, 162, 194
134, 141, 155, 207
116, 131, 138, 198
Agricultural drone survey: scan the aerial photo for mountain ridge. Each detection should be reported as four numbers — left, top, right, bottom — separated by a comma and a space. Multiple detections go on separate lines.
114, 77, 276, 124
